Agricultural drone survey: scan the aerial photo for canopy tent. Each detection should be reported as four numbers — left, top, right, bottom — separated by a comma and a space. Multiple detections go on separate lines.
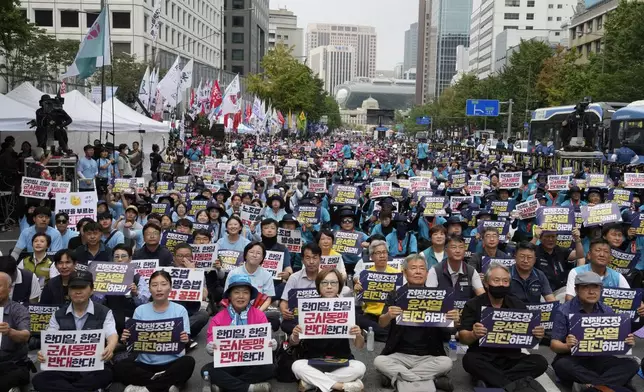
102, 98, 167, 133
5, 82, 44, 109
0, 94, 36, 132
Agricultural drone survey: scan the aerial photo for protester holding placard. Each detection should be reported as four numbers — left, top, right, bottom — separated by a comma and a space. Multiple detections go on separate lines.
40, 250, 76, 305
420, 225, 449, 268
509, 242, 556, 304
468, 227, 509, 277
133, 223, 175, 267
550, 271, 641, 391
0, 271, 32, 392
259, 219, 293, 297
318, 230, 347, 281
532, 225, 584, 295
202, 274, 274, 392
459, 263, 548, 389
225, 242, 275, 312
33, 270, 119, 392
374, 254, 455, 392
114, 270, 196, 392
291, 268, 366, 392
12, 206, 63, 260
335, 208, 369, 275
279, 215, 306, 271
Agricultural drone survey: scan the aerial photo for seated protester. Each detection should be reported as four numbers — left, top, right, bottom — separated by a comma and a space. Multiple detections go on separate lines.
11, 206, 63, 260
194, 229, 225, 306
531, 225, 584, 296
336, 208, 369, 275
97, 211, 125, 249
133, 222, 174, 267
374, 254, 455, 392
459, 262, 548, 389
550, 271, 642, 391
318, 230, 347, 282
172, 202, 194, 223
560, 186, 586, 208
67, 217, 93, 251
225, 194, 243, 217
467, 227, 508, 274
385, 214, 417, 257
18, 232, 53, 289
421, 225, 448, 268
171, 243, 210, 344
115, 205, 144, 231
73, 221, 112, 265
352, 240, 398, 343
280, 214, 306, 271
565, 238, 631, 301
216, 216, 250, 252
280, 243, 322, 334
510, 242, 556, 304
224, 242, 275, 311
33, 271, 119, 392
371, 211, 395, 239
202, 275, 273, 392
40, 249, 76, 304
207, 202, 228, 243
175, 218, 193, 235
54, 212, 78, 249
114, 270, 195, 392
264, 194, 287, 222
426, 235, 485, 301
260, 218, 293, 299
0, 255, 40, 305
291, 268, 366, 392
161, 214, 174, 231
96, 244, 150, 338
0, 271, 32, 392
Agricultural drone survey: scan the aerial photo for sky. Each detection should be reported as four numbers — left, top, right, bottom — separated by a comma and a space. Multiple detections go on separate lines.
271, 0, 419, 71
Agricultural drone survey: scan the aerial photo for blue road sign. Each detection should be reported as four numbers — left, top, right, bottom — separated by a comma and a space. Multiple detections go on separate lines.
524, 122, 529, 130
466, 99, 500, 117
416, 116, 431, 125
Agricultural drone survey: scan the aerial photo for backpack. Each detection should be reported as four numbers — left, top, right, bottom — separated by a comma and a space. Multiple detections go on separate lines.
274, 342, 300, 383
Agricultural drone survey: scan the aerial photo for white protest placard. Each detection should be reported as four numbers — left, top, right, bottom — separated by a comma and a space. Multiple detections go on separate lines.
277, 228, 302, 253
319, 255, 342, 270
41, 330, 105, 371
240, 204, 263, 226
190, 163, 205, 177
159, 267, 204, 302
499, 172, 522, 189
468, 181, 484, 196
298, 297, 356, 339
50, 181, 72, 197
548, 175, 570, 191
130, 259, 159, 286
55, 192, 98, 230
113, 178, 136, 194
450, 196, 473, 211
212, 323, 272, 368
308, 178, 327, 193
262, 251, 284, 279
259, 165, 275, 178
624, 173, 644, 189
517, 199, 540, 220
190, 244, 218, 270
370, 181, 392, 199
322, 161, 338, 172
20, 177, 51, 199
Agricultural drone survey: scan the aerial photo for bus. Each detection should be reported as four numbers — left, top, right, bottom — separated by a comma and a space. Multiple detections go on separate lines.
530, 102, 627, 151
609, 103, 644, 162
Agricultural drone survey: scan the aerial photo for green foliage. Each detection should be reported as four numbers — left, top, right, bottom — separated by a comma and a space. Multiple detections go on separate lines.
90, 53, 149, 104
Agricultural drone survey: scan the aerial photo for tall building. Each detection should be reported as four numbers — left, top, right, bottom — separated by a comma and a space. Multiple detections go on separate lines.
404, 22, 419, 72
567, 0, 619, 64
309, 45, 356, 96
224, 0, 269, 76
306, 23, 377, 78
468, 0, 576, 79
393, 63, 404, 79
268, 8, 304, 61
416, 0, 472, 104
16, 0, 224, 85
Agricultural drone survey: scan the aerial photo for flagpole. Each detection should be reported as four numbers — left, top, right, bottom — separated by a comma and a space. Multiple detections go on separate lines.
99, 0, 106, 143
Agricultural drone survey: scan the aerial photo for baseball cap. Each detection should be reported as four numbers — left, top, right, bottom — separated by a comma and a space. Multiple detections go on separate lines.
68, 270, 94, 288
575, 271, 603, 287
125, 205, 139, 214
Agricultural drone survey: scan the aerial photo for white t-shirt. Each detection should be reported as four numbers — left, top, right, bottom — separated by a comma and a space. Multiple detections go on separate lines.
565, 267, 629, 298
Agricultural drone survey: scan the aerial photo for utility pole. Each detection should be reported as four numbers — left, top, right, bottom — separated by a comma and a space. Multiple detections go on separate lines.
506, 99, 513, 141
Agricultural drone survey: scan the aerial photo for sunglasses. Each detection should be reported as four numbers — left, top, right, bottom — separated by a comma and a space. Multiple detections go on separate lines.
56, 220, 68, 224
341, 219, 354, 223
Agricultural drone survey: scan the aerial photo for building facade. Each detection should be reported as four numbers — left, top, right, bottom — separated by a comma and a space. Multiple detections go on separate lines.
306, 23, 377, 78
404, 22, 419, 72
17, 0, 224, 86
223, 0, 269, 76
309, 45, 356, 96
268, 8, 304, 61
468, 0, 576, 79
567, 0, 620, 64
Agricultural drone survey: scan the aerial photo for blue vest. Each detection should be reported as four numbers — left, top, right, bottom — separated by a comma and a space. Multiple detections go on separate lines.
574, 264, 621, 288
54, 301, 109, 331
432, 260, 477, 300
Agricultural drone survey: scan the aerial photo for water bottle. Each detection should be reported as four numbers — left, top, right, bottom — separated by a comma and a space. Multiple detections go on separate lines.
202, 370, 210, 392
448, 335, 458, 361
366, 327, 375, 352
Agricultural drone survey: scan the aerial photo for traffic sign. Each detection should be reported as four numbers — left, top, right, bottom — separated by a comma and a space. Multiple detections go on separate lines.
416, 116, 431, 125
466, 99, 500, 117
524, 122, 529, 130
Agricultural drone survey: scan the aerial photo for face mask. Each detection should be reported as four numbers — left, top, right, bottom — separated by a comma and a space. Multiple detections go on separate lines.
487, 284, 510, 299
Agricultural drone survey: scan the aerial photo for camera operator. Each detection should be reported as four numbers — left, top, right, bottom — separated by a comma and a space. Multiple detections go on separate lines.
33, 94, 72, 153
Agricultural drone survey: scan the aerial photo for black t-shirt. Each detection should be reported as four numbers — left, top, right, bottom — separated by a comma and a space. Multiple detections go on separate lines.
62, 283, 70, 303
300, 337, 353, 360
150, 152, 163, 172
534, 245, 573, 291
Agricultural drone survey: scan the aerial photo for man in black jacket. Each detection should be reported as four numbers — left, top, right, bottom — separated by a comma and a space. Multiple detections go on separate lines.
40, 250, 77, 305
374, 254, 456, 392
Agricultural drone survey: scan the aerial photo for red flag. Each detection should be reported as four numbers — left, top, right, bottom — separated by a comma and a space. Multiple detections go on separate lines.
189, 88, 195, 107
200, 101, 206, 116
59, 81, 67, 95
277, 111, 285, 125
245, 102, 252, 124
233, 111, 242, 132
211, 80, 222, 109
223, 114, 229, 128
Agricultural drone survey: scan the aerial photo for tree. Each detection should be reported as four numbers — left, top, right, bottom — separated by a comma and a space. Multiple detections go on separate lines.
536, 46, 592, 106
90, 53, 148, 104
322, 96, 342, 130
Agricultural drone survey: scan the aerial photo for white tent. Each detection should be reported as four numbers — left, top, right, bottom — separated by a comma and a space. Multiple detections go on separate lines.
0, 94, 36, 132
102, 97, 167, 133
62, 90, 144, 133
5, 82, 45, 109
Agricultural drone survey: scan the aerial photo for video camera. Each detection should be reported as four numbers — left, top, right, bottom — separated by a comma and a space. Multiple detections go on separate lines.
561, 96, 596, 151
40, 95, 65, 114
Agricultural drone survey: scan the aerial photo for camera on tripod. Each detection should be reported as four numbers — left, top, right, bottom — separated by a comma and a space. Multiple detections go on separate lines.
561, 96, 595, 151
40, 95, 65, 115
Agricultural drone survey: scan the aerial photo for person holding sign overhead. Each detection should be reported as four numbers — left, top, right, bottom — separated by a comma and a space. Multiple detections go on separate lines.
550, 271, 641, 391
459, 262, 548, 390
114, 270, 196, 392
202, 274, 274, 392
32, 270, 119, 392
373, 254, 456, 392
291, 268, 367, 392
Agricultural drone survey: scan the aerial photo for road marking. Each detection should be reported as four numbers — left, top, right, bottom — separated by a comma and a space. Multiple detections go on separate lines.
536, 373, 559, 392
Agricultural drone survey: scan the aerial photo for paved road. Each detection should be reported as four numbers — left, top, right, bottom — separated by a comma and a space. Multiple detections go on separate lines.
1, 227, 643, 391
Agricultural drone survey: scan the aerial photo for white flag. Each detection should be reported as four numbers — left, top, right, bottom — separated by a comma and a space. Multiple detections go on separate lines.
252, 97, 265, 122
148, 68, 158, 111
150, 1, 162, 41
221, 74, 240, 116
138, 66, 150, 109
157, 56, 182, 107
176, 59, 193, 104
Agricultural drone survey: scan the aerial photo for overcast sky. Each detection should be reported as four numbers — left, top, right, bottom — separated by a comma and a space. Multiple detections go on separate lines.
272, 0, 419, 71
